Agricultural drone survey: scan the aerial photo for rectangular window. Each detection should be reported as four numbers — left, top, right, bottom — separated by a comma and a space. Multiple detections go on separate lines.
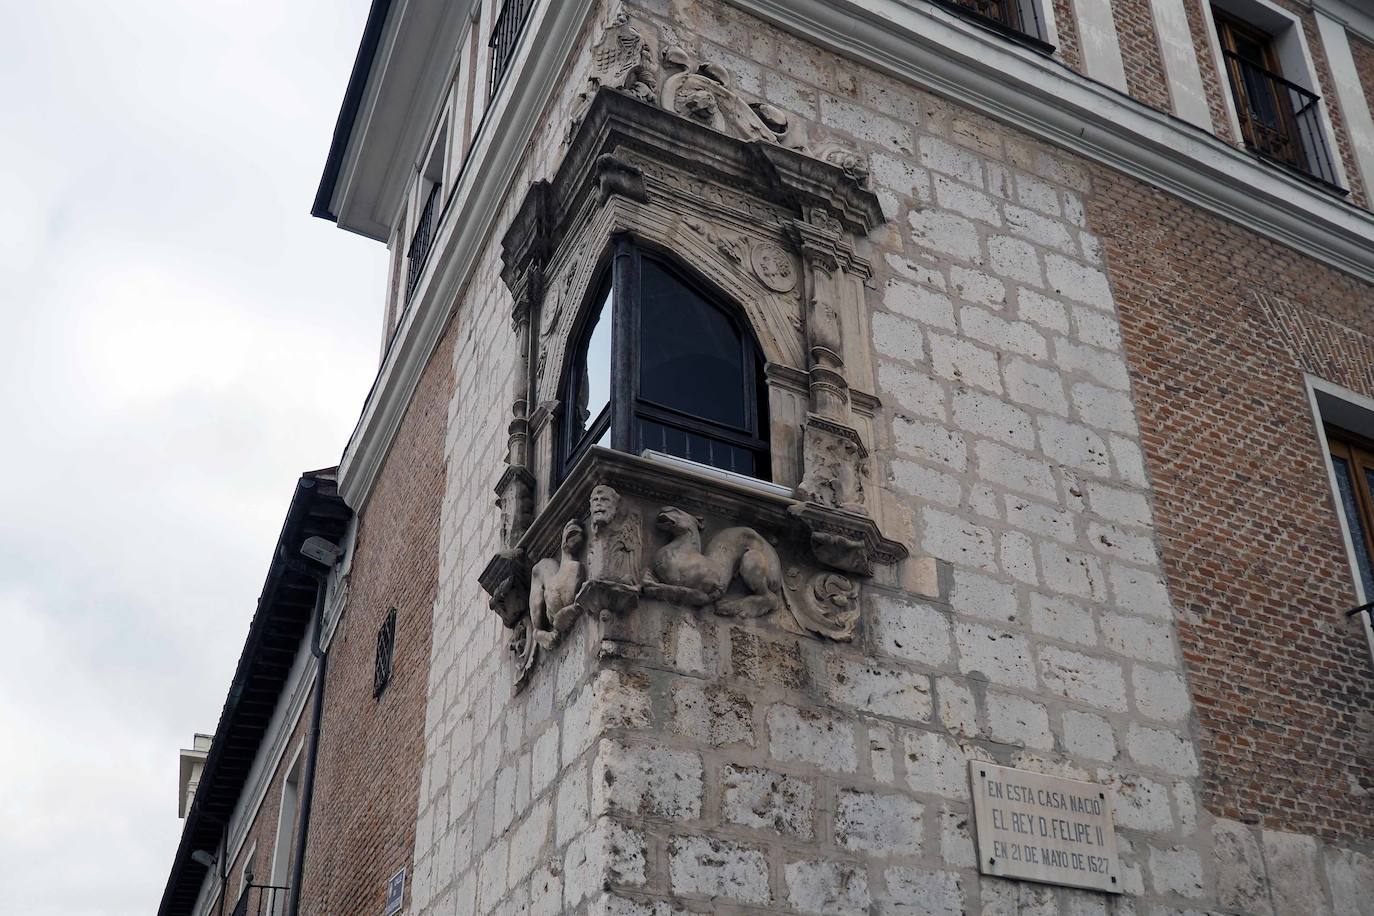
932, 0, 1054, 50
1328, 429, 1374, 597
1212, 6, 1344, 189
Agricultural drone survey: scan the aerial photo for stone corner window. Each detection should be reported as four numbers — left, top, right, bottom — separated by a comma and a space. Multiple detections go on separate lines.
557, 239, 771, 485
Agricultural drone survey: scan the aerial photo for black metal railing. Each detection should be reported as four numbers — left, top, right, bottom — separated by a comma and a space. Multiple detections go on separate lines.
934, 0, 1047, 46
1222, 49, 1343, 190
404, 182, 441, 301
231, 884, 290, 916
489, 0, 535, 94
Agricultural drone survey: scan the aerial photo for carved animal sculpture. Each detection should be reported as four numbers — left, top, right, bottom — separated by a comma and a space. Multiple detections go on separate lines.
643, 507, 786, 618
528, 519, 586, 649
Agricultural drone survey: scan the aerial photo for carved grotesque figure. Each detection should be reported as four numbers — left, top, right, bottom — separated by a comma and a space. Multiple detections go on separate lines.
642, 506, 787, 618
798, 427, 868, 513
528, 519, 586, 649
590, 484, 640, 586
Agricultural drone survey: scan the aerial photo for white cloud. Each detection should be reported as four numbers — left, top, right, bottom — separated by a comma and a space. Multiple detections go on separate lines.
0, 1, 384, 912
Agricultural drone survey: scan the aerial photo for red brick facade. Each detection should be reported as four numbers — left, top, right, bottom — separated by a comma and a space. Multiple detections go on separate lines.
1051, 0, 1084, 73
297, 316, 455, 913
1112, 0, 1173, 113
1354, 35, 1374, 137
1088, 167, 1374, 843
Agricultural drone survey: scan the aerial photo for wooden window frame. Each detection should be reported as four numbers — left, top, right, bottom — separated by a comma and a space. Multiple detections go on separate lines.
1327, 426, 1374, 591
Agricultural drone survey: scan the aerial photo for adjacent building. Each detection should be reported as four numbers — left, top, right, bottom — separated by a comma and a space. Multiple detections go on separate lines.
161, 0, 1374, 913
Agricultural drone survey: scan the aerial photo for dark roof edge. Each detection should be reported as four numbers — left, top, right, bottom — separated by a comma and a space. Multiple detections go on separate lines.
311, 0, 396, 222
157, 469, 349, 916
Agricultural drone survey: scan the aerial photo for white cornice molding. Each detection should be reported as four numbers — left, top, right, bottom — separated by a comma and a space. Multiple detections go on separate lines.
727, 0, 1374, 273
1313, 0, 1374, 46
338, 0, 597, 509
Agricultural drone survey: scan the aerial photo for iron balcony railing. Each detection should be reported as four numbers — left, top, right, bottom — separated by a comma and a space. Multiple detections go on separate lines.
404, 181, 441, 302
230, 883, 290, 916
489, 0, 535, 95
933, 0, 1049, 48
1221, 49, 1343, 190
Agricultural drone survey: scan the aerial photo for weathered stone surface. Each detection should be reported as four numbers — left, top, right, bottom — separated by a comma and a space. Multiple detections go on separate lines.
1213, 818, 1273, 916
668, 836, 770, 905
1147, 845, 1204, 899
881, 867, 964, 915
593, 742, 703, 821
872, 593, 954, 667
826, 656, 934, 722
767, 704, 859, 773
785, 860, 871, 915
671, 681, 755, 747
1326, 845, 1374, 916
1265, 830, 1331, 916
722, 765, 814, 837
835, 788, 924, 855
955, 621, 1036, 689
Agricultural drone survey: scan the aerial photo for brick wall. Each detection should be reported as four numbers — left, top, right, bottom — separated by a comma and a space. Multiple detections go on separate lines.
217, 710, 310, 910
1354, 34, 1374, 132
1050, 0, 1084, 73
296, 314, 455, 914
1111, 0, 1174, 114
1183, 0, 1240, 142
1086, 166, 1374, 847
1277, 0, 1369, 204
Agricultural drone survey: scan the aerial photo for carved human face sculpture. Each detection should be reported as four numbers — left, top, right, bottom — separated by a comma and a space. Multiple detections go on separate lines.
589, 485, 620, 529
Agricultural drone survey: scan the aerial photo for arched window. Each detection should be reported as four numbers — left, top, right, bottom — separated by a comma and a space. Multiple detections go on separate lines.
560, 240, 770, 482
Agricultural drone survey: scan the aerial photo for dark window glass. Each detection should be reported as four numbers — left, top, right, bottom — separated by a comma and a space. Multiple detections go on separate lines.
1330, 437, 1374, 599
558, 243, 769, 483
639, 260, 749, 430
374, 608, 397, 699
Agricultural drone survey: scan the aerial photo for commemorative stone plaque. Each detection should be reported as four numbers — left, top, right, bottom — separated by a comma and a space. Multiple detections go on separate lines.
969, 761, 1122, 893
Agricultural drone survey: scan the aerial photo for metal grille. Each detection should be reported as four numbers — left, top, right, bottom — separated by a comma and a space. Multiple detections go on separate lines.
404, 182, 441, 301
374, 608, 396, 699
1222, 49, 1342, 189
230, 884, 290, 916
937, 0, 1043, 40
489, 0, 535, 94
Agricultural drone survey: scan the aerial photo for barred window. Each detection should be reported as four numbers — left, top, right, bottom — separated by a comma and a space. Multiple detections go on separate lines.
373, 608, 397, 699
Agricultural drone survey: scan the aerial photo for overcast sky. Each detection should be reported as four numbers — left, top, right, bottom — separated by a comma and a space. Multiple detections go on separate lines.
0, 2, 385, 912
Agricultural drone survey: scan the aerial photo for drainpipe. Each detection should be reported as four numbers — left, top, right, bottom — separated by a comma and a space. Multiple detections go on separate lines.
284, 537, 343, 916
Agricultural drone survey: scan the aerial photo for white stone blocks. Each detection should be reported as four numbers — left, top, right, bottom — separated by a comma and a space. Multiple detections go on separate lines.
785, 860, 871, 915
1045, 253, 1114, 310
1038, 646, 1128, 712
668, 835, 769, 905
767, 704, 859, 773
1214, 818, 1273, 915
1062, 710, 1117, 761
872, 593, 954, 667
955, 621, 1036, 689
722, 765, 814, 836
1125, 724, 1198, 776
825, 656, 934, 721
592, 742, 703, 821
985, 692, 1053, 749
835, 788, 924, 855
974, 440, 1058, 501
882, 867, 965, 915
885, 278, 956, 329
1264, 830, 1331, 916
